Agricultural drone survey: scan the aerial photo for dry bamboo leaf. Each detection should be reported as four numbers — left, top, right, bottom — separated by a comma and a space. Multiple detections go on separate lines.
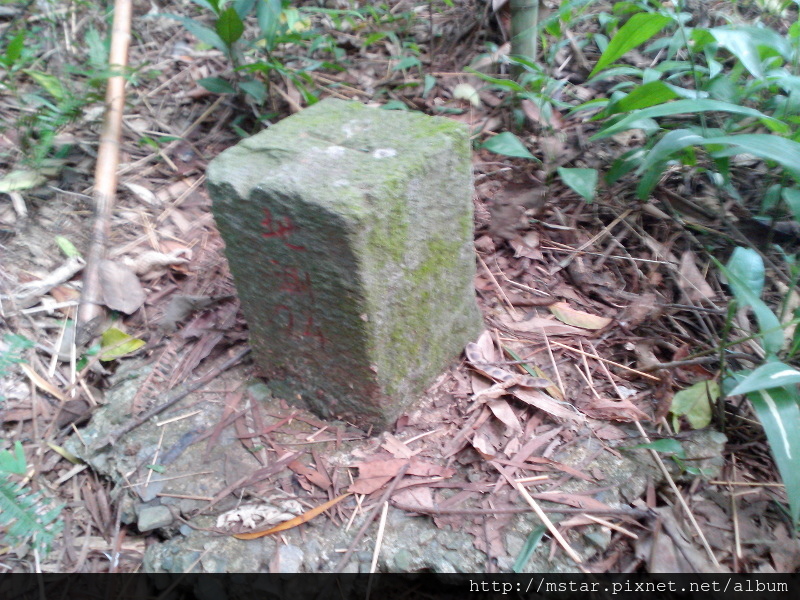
465, 338, 550, 388
511, 388, 584, 424
487, 399, 522, 433
500, 315, 592, 336
580, 396, 650, 422
122, 181, 160, 207
19, 363, 69, 402
381, 433, 416, 459
678, 251, 715, 302
549, 302, 612, 330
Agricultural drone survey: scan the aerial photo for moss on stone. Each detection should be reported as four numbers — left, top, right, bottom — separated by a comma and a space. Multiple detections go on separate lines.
208, 98, 483, 430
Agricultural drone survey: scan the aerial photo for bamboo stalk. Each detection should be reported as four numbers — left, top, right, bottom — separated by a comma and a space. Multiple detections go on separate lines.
78, 0, 133, 337
510, 0, 540, 67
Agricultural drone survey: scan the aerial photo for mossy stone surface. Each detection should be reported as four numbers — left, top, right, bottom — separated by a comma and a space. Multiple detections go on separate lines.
207, 98, 483, 430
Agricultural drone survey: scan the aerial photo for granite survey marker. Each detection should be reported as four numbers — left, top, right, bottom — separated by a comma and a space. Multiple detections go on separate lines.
208, 99, 482, 429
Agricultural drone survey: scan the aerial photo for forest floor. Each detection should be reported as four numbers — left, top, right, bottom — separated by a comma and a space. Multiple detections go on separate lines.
1, 0, 799, 573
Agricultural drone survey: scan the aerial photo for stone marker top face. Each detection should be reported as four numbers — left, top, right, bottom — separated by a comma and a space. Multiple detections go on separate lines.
209, 99, 470, 221
208, 99, 483, 430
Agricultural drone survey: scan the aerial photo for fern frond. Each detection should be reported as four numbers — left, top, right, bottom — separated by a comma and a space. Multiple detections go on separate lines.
0, 476, 63, 555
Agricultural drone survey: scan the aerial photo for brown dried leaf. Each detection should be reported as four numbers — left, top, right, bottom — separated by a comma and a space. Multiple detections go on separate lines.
500, 314, 592, 337
381, 433, 417, 459
288, 460, 332, 492
487, 399, 522, 433
579, 396, 650, 422
549, 302, 612, 330
99, 259, 145, 314
393, 486, 434, 511
511, 389, 584, 424
678, 251, 715, 302
510, 231, 543, 260
348, 458, 454, 495
531, 492, 614, 512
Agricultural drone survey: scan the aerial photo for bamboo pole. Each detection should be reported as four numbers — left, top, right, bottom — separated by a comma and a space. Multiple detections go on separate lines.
510, 0, 540, 68
78, 0, 133, 337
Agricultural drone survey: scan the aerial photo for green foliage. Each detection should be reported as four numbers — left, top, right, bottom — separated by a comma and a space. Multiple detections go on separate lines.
625, 438, 709, 476
670, 380, 717, 431
557, 167, 598, 202
0, 16, 112, 169
481, 131, 538, 159
0, 334, 34, 401
580, 1, 800, 201
498, 0, 800, 526
0, 441, 64, 555
512, 525, 547, 572
164, 0, 332, 107
718, 248, 800, 527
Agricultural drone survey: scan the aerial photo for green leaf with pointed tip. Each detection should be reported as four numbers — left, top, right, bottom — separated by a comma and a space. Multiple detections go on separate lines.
625, 438, 686, 457
216, 7, 244, 45
728, 362, 800, 396
5, 31, 25, 66
557, 168, 598, 202
727, 246, 765, 298
591, 99, 788, 140
198, 77, 236, 94
162, 14, 227, 52
240, 79, 266, 103
24, 69, 65, 101
482, 132, 538, 160
783, 188, 800, 223
257, 0, 282, 46
611, 80, 679, 113
635, 129, 703, 176
702, 134, 800, 182
590, 13, 673, 77
55, 236, 81, 259
719, 248, 783, 357
512, 525, 547, 573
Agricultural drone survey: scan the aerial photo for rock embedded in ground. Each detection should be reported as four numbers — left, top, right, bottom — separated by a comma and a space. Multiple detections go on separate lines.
208, 98, 483, 430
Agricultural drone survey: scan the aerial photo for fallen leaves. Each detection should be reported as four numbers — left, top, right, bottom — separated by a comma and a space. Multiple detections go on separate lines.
549, 301, 612, 330
348, 458, 455, 496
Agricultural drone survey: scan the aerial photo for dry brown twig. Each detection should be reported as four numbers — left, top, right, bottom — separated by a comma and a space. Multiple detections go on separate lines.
77, 0, 133, 339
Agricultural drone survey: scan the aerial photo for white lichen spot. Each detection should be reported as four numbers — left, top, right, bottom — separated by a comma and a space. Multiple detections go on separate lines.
326, 145, 347, 157
333, 179, 350, 187
372, 148, 397, 159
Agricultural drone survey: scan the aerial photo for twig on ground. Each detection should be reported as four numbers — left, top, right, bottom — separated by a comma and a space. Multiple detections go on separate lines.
95, 346, 250, 450
334, 462, 410, 573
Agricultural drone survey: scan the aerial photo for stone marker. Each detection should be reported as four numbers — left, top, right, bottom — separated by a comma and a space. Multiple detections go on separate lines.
207, 98, 482, 430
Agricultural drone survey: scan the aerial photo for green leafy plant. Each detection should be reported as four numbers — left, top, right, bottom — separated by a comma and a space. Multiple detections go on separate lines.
165, 0, 330, 107
0, 20, 111, 170
625, 438, 710, 477
0, 333, 34, 402
0, 441, 64, 555
583, 2, 800, 204
718, 247, 800, 527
